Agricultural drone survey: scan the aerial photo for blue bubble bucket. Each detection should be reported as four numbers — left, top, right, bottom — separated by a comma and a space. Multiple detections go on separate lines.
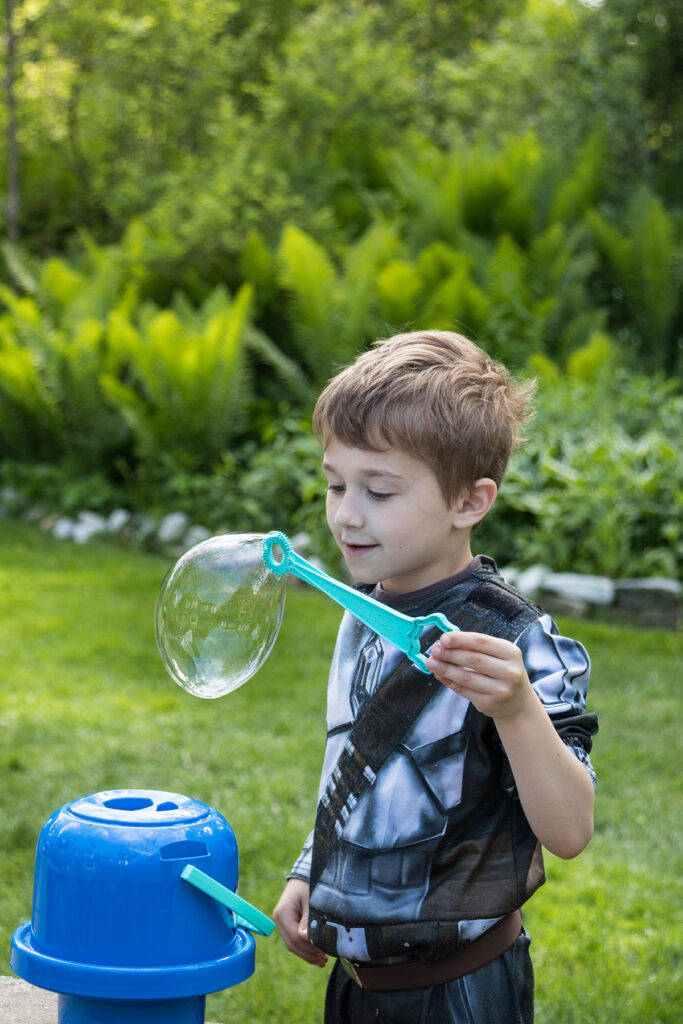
10, 790, 257, 1023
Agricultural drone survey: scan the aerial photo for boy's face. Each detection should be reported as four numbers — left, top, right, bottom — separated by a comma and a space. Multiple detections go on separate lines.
322, 440, 473, 594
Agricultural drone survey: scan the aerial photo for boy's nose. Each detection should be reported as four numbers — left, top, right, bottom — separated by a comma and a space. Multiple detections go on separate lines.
334, 494, 364, 529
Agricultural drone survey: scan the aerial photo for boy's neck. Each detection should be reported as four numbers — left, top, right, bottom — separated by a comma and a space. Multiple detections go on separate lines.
379, 539, 475, 595
377, 552, 483, 604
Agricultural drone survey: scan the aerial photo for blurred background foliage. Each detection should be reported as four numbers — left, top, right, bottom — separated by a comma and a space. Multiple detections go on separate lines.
0, 0, 681, 578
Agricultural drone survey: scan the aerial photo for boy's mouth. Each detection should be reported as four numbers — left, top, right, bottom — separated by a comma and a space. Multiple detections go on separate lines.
341, 541, 378, 557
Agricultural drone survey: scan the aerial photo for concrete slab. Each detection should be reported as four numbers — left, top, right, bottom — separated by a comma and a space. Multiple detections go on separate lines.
0, 975, 57, 1023
0, 975, 222, 1022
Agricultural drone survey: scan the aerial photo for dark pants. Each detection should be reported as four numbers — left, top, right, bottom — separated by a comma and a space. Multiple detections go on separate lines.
324, 929, 534, 1024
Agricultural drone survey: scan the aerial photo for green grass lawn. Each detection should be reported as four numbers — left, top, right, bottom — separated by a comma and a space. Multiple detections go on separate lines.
1, 521, 681, 1022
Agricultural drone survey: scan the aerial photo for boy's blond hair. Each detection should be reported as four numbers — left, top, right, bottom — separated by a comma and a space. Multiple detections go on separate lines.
313, 330, 534, 503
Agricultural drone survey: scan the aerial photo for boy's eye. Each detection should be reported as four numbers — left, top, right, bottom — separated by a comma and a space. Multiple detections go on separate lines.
327, 483, 345, 494
368, 490, 392, 501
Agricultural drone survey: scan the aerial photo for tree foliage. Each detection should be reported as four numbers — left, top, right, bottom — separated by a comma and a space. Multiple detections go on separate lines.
0, 0, 681, 580
2, 0, 680, 257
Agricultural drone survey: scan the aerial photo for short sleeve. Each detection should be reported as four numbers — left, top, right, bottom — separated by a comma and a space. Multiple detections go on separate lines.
515, 613, 598, 782
289, 829, 314, 882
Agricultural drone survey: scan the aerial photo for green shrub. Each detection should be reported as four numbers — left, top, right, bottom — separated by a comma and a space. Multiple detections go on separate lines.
478, 361, 682, 579
0, 460, 124, 515
4, 363, 679, 582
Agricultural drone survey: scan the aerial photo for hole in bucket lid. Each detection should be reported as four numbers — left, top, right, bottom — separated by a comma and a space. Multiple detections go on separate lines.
156, 801, 179, 811
103, 796, 154, 811
160, 840, 208, 860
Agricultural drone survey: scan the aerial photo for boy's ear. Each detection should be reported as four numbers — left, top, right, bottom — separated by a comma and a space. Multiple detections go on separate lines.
452, 478, 498, 529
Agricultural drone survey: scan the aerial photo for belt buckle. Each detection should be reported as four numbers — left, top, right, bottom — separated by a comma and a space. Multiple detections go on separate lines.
339, 957, 365, 988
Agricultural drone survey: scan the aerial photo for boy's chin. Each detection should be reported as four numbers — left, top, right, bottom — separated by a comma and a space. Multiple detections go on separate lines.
344, 565, 376, 585
341, 557, 379, 586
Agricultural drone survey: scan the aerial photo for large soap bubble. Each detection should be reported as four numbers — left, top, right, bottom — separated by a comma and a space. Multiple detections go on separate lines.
155, 533, 286, 698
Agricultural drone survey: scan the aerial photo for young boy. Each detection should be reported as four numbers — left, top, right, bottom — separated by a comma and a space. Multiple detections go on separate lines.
273, 331, 597, 1023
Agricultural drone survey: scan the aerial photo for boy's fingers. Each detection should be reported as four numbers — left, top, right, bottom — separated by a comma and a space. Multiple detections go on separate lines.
429, 662, 496, 695
278, 922, 327, 965
273, 910, 327, 966
295, 932, 328, 967
439, 630, 511, 656
430, 644, 506, 680
273, 878, 328, 967
436, 633, 522, 669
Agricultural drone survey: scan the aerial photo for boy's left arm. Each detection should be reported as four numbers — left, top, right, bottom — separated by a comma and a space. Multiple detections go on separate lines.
427, 630, 595, 860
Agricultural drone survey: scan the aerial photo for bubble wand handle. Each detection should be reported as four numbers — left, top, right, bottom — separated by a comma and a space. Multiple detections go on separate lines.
262, 532, 458, 673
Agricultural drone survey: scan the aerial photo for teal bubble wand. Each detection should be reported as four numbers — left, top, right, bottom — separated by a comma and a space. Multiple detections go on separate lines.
156, 530, 459, 699
262, 532, 458, 673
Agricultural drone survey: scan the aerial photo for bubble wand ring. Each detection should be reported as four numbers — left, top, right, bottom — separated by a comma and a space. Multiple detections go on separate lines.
262, 531, 458, 673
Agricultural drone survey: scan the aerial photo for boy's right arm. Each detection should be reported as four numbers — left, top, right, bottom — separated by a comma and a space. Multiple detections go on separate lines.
273, 877, 329, 967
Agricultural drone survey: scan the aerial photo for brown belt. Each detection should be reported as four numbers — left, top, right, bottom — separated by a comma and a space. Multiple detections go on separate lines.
339, 909, 523, 992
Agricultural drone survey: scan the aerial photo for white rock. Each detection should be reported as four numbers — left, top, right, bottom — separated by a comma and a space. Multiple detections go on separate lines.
0, 485, 21, 513
22, 505, 46, 522
615, 578, 681, 605
289, 531, 312, 554
52, 517, 76, 540
133, 514, 157, 542
71, 523, 100, 544
514, 565, 551, 599
157, 511, 191, 545
78, 510, 107, 530
499, 566, 519, 587
70, 512, 107, 544
306, 555, 329, 574
542, 572, 615, 606
183, 524, 212, 548
107, 508, 132, 533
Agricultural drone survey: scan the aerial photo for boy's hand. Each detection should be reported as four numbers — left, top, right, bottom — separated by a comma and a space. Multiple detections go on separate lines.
426, 631, 534, 721
273, 878, 328, 967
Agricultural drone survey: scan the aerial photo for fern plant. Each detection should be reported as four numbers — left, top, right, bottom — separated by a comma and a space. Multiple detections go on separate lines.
101, 284, 253, 466
527, 221, 605, 362
276, 220, 399, 384
549, 133, 605, 226
0, 240, 303, 476
0, 298, 64, 460
0, 280, 126, 466
588, 188, 683, 373
0, 240, 137, 466
373, 132, 613, 366
386, 136, 465, 248
375, 260, 423, 327
386, 134, 544, 249
421, 255, 491, 338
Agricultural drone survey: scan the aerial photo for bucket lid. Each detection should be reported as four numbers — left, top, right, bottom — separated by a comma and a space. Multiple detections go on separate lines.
67, 790, 211, 827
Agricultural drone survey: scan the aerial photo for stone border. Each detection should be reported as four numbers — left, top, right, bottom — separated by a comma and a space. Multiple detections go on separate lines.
2, 489, 679, 629
502, 565, 680, 630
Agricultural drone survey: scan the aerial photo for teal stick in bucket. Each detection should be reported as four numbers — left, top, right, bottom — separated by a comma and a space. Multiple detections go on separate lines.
181, 865, 275, 937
